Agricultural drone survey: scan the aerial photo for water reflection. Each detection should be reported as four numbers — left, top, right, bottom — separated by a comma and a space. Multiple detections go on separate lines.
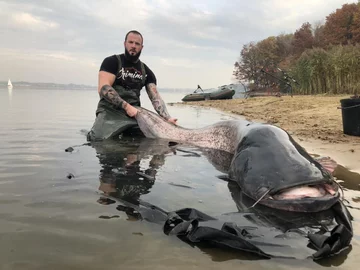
90, 137, 173, 206
8, 86, 12, 102
333, 165, 360, 191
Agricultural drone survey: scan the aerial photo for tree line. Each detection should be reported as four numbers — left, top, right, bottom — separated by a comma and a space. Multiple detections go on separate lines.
233, 2, 360, 95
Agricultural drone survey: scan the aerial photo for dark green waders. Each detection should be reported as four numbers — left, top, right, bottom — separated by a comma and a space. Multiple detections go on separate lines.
87, 107, 144, 141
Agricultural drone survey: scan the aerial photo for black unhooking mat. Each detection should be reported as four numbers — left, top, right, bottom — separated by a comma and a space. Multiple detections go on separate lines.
112, 189, 353, 261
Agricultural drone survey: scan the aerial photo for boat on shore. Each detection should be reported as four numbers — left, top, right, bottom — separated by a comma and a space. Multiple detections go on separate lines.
182, 86, 235, 102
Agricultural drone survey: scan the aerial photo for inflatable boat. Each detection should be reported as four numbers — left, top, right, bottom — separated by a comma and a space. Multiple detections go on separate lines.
181, 87, 235, 102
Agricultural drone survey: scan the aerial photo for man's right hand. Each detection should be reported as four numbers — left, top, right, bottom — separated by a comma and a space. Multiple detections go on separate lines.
125, 104, 138, 117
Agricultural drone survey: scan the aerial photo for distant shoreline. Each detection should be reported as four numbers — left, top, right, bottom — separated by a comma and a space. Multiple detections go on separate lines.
1, 82, 245, 93
0, 82, 197, 92
0, 81, 96, 90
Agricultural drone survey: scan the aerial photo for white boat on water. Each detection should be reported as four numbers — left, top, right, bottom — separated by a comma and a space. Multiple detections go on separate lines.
8, 79, 13, 89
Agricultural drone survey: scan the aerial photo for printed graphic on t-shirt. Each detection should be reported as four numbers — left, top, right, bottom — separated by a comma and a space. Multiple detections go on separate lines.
117, 67, 146, 82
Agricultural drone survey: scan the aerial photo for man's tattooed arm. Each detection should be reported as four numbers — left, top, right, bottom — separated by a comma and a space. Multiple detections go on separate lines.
146, 83, 171, 119
99, 85, 128, 110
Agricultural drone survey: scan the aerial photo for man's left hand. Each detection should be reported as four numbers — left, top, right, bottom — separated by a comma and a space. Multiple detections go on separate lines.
167, 117, 178, 125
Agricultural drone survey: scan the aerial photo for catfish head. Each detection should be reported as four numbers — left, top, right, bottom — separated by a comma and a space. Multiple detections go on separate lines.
229, 124, 340, 212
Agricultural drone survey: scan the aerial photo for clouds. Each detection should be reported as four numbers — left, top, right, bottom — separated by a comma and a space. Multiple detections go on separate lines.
0, 0, 356, 88
12, 12, 59, 31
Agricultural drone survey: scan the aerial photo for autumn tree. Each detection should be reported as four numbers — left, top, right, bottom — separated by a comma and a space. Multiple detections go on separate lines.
322, 3, 359, 45
233, 2, 360, 95
234, 37, 283, 89
256, 36, 280, 69
233, 42, 260, 83
312, 21, 326, 48
291, 22, 314, 57
350, 1, 360, 43
276, 33, 293, 61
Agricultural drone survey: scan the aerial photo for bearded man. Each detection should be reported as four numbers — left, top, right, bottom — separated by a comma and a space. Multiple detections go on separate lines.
87, 30, 177, 141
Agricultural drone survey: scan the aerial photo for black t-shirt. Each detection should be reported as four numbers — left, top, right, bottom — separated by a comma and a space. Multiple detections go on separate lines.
99, 54, 156, 90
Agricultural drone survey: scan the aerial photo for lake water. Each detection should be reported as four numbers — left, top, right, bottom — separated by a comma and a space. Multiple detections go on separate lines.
1, 87, 359, 270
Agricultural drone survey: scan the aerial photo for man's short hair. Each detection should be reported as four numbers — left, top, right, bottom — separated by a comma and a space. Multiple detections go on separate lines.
125, 30, 143, 44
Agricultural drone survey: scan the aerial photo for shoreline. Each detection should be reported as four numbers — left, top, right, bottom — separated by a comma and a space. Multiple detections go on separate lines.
174, 95, 360, 174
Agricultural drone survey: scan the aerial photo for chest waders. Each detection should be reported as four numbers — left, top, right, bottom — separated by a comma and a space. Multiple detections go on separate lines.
88, 56, 147, 141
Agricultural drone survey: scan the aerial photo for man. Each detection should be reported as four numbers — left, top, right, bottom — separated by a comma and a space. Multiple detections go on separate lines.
194, 84, 203, 93
87, 30, 177, 141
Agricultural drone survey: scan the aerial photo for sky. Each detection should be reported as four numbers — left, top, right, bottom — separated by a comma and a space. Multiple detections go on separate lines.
0, 0, 357, 89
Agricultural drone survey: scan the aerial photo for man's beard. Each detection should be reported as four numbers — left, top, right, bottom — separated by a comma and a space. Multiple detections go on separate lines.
125, 48, 142, 63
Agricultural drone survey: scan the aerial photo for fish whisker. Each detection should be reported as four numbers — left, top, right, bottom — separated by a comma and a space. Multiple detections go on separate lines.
247, 188, 272, 210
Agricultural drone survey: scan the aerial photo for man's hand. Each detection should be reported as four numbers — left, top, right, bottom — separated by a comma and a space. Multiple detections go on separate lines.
167, 117, 178, 125
125, 104, 138, 117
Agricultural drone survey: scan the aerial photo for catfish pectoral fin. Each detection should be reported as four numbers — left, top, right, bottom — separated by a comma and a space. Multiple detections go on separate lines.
314, 156, 338, 174
216, 174, 233, 182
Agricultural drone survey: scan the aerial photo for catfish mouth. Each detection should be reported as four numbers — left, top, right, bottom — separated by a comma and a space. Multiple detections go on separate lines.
258, 181, 340, 212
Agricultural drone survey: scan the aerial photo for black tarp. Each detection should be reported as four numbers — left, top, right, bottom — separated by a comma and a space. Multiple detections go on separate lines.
111, 188, 353, 261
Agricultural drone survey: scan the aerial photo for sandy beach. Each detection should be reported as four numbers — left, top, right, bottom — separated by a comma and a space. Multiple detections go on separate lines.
177, 95, 360, 174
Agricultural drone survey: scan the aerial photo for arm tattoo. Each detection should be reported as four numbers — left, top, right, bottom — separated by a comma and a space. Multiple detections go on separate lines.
100, 85, 128, 110
146, 83, 171, 119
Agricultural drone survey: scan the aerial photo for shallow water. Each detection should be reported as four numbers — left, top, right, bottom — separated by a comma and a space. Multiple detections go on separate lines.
1, 87, 360, 269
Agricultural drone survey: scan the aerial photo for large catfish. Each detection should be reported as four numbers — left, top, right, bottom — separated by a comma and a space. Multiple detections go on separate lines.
134, 107, 340, 212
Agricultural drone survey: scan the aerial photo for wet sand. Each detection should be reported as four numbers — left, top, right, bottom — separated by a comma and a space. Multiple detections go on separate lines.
177, 95, 360, 174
